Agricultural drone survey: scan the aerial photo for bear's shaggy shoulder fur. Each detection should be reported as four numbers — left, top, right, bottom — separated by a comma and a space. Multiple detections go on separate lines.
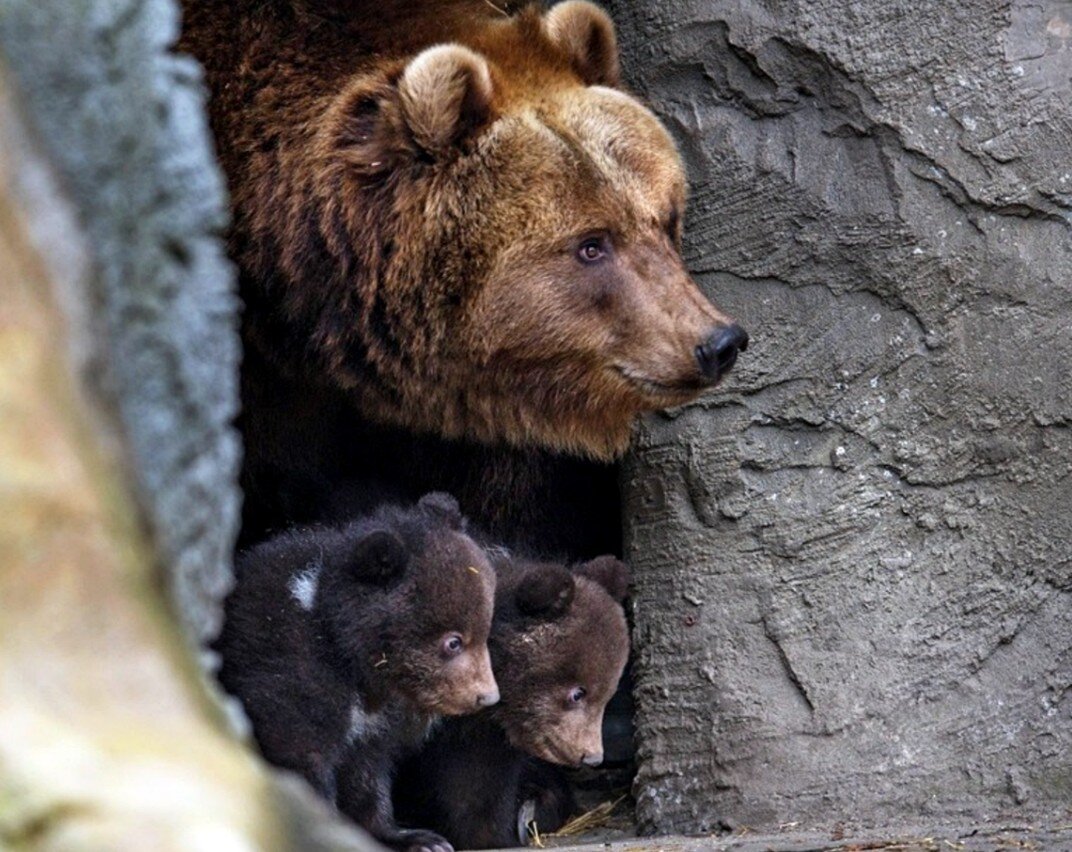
393, 553, 631, 848
216, 493, 498, 851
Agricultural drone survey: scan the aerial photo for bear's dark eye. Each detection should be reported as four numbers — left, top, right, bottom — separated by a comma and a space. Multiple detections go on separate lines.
441, 634, 465, 657
576, 236, 610, 265
567, 686, 587, 706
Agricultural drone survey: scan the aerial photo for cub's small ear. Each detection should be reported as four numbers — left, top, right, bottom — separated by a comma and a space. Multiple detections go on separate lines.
418, 492, 464, 529
543, 1, 620, 87
398, 44, 495, 157
517, 564, 575, 618
574, 555, 630, 602
348, 528, 409, 584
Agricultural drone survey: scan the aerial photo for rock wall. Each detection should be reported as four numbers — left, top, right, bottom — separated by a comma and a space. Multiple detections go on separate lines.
0, 1, 381, 847
0, 0, 240, 647
608, 0, 1072, 835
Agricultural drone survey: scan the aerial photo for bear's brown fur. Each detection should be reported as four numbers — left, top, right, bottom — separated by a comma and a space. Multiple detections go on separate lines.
393, 553, 631, 848
178, 0, 746, 552
215, 493, 498, 851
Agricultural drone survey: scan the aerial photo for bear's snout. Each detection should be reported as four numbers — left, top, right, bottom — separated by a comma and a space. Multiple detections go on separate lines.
696, 323, 749, 382
581, 751, 604, 768
465, 646, 500, 711
476, 687, 501, 708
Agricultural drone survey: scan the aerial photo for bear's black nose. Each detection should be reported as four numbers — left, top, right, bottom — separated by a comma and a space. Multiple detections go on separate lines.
696, 324, 749, 381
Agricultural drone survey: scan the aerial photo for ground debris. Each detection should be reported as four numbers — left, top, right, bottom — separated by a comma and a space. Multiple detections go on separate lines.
544, 817, 1072, 852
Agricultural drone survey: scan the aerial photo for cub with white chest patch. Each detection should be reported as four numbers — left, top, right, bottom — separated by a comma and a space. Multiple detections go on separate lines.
216, 493, 498, 852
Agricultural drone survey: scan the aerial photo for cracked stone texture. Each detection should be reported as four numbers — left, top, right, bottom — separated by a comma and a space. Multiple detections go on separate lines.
0, 35, 384, 851
607, 0, 1072, 836
0, 2, 385, 848
0, 0, 241, 647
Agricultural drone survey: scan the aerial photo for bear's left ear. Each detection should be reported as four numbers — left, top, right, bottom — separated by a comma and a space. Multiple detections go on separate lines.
517, 564, 576, 619
543, 1, 620, 88
574, 555, 630, 602
346, 528, 409, 585
398, 44, 496, 158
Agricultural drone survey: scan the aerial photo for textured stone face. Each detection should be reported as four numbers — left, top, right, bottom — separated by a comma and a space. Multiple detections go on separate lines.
0, 2, 385, 847
0, 0, 241, 647
608, 0, 1072, 835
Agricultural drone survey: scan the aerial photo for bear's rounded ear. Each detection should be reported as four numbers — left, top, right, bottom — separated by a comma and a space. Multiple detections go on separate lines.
348, 528, 409, 584
543, 1, 620, 88
574, 555, 630, 602
398, 44, 495, 157
330, 78, 409, 176
517, 564, 575, 618
418, 492, 464, 530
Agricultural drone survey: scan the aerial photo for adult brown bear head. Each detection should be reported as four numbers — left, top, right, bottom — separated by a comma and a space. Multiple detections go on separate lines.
296, 1, 748, 459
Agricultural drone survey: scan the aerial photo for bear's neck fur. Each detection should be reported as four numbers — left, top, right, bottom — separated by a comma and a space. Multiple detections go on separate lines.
236, 346, 621, 555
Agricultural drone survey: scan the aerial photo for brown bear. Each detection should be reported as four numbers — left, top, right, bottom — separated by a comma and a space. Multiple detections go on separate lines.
392, 553, 631, 849
215, 493, 498, 852
177, 0, 749, 555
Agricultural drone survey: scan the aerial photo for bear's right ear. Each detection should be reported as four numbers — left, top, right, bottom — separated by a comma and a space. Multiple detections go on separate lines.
418, 492, 464, 530
516, 564, 576, 619
574, 555, 630, 602
543, 1, 621, 87
398, 44, 495, 158
346, 528, 409, 585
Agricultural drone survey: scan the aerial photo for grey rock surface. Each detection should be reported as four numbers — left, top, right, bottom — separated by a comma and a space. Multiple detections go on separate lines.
608, 0, 1072, 836
0, 0, 241, 647
549, 819, 1072, 852
0, 3, 384, 848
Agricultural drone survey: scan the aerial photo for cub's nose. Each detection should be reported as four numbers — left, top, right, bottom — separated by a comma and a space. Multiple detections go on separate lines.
696, 323, 749, 381
581, 752, 604, 767
476, 688, 500, 708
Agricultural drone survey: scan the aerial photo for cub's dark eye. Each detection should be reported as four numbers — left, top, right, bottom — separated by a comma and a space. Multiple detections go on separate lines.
441, 634, 465, 657
567, 686, 587, 706
576, 236, 609, 265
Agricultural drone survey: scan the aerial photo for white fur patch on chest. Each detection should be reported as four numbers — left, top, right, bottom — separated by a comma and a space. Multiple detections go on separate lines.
287, 559, 322, 611
346, 695, 390, 746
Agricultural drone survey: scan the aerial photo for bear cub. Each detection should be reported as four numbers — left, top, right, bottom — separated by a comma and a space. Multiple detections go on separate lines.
216, 493, 498, 852
394, 553, 631, 849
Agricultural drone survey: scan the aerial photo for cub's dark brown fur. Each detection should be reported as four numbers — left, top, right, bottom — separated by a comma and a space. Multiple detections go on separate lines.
394, 554, 631, 848
216, 493, 497, 852
177, 0, 746, 553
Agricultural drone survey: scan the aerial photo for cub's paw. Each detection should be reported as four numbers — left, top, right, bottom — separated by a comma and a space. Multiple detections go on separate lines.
396, 829, 454, 852
517, 798, 537, 845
